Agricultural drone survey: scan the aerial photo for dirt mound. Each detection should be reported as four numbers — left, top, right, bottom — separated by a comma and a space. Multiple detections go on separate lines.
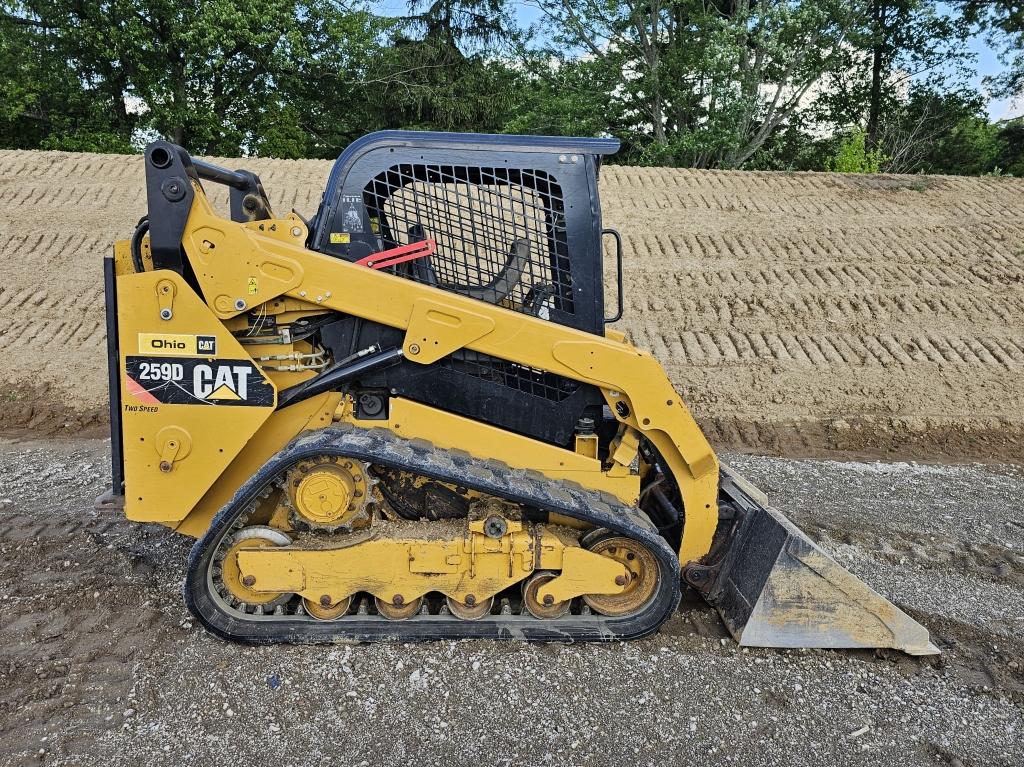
1, 150, 1022, 462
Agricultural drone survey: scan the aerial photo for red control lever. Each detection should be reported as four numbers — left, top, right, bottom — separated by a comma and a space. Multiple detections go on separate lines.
356, 239, 436, 270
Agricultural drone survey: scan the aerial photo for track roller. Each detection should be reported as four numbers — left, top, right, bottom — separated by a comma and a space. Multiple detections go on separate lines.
522, 571, 572, 619
446, 595, 494, 620
303, 595, 352, 620
375, 595, 423, 620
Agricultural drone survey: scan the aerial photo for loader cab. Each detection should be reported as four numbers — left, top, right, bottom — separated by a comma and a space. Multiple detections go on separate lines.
304, 131, 621, 447
309, 131, 619, 335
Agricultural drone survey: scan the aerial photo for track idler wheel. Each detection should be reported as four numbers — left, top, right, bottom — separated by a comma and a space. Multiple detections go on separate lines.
522, 571, 571, 619
375, 595, 423, 620
446, 595, 494, 621
582, 536, 660, 617
216, 526, 293, 610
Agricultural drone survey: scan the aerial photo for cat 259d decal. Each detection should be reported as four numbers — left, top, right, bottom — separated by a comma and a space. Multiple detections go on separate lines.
124, 357, 275, 407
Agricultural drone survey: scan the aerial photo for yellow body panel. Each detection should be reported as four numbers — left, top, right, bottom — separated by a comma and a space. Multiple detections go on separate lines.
175, 393, 341, 537
117, 182, 721, 564
175, 193, 720, 562
341, 397, 640, 505
116, 269, 277, 526
237, 522, 628, 606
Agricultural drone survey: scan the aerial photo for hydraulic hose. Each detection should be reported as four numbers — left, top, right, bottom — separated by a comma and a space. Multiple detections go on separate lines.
275, 347, 405, 410
130, 217, 150, 273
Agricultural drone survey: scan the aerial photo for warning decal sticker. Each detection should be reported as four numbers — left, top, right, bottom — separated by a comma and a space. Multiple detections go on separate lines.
124, 356, 275, 407
340, 195, 364, 233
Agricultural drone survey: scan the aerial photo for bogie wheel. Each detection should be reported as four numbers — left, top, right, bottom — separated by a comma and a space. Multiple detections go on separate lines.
375, 595, 423, 620
446, 595, 494, 621
582, 536, 660, 617
522, 571, 571, 619
303, 595, 352, 621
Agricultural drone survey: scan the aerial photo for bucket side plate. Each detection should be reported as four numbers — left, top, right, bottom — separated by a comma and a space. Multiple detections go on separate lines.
698, 465, 939, 656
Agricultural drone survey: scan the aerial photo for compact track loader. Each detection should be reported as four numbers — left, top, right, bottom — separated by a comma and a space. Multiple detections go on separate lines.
103, 131, 936, 651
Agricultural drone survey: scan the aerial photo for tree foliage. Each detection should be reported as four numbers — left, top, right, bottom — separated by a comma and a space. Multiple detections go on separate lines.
365, 0, 524, 133
1, 2, 136, 150
522, 0, 866, 168
0, 0, 1018, 175
961, 0, 1024, 97
825, 128, 886, 172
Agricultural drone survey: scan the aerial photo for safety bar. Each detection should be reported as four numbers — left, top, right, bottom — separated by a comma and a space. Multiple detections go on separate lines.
143, 140, 274, 272
191, 157, 253, 191
603, 228, 624, 324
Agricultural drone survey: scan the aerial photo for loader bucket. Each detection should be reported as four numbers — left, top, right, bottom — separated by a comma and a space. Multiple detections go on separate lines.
693, 465, 939, 656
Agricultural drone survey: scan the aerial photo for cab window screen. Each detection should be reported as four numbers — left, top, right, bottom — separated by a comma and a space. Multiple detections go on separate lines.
364, 164, 574, 317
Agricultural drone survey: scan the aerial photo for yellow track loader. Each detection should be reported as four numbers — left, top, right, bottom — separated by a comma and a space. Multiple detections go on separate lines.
102, 131, 936, 651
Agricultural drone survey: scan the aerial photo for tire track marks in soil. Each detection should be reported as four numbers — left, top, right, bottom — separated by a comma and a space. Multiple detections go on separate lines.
0, 440, 189, 756
627, 291, 1024, 330
1, 150, 1022, 461
636, 329, 1024, 369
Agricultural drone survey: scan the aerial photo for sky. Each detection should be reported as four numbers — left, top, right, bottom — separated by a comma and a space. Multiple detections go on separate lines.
372, 0, 1019, 121
969, 33, 1020, 120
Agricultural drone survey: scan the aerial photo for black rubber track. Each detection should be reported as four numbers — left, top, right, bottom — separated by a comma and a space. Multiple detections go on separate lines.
184, 424, 681, 643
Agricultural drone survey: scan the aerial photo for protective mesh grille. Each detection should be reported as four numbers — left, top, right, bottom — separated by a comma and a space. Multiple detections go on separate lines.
363, 164, 574, 316
445, 352, 580, 402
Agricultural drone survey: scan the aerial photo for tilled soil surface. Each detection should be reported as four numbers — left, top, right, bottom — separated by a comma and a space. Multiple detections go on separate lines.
1, 151, 1022, 462
1, 438, 1021, 766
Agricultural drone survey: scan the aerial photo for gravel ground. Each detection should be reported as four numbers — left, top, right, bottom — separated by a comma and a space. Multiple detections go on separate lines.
0, 438, 1021, 767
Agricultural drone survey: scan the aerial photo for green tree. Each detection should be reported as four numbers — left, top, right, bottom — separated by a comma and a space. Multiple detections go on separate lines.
809, 0, 973, 164
961, 1, 1024, 96
858, 1, 970, 149
106, 0, 386, 155
994, 119, 1024, 176
0, 0, 1009, 173
362, 0, 525, 133
1, 0, 388, 156
825, 127, 886, 171
503, 57, 624, 139
524, 0, 867, 168
875, 86, 1000, 174
246, 2, 393, 158
0, 3, 136, 150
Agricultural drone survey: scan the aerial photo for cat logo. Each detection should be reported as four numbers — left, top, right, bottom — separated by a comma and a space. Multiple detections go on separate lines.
196, 335, 217, 355
193, 364, 250, 401
124, 356, 275, 407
